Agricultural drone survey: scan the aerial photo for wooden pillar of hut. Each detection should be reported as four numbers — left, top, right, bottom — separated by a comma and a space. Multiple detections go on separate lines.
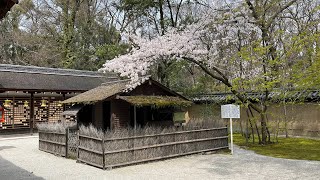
62, 93, 66, 111
134, 105, 137, 130
30, 92, 34, 134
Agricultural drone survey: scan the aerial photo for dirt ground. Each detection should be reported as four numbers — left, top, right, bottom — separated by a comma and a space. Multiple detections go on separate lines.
0, 134, 320, 180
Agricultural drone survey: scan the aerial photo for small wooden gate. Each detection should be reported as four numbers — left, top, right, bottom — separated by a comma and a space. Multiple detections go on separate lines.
66, 127, 78, 158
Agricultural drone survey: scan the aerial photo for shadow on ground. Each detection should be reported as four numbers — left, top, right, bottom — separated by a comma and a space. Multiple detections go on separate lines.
0, 145, 15, 151
0, 154, 43, 180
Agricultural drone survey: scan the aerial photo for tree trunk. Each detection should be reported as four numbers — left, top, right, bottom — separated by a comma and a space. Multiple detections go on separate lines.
61, 0, 81, 68
260, 111, 268, 144
283, 102, 289, 138
246, 108, 255, 144
248, 106, 261, 144
158, 0, 165, 35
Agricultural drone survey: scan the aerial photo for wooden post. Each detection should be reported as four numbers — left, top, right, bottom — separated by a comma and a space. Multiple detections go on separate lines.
62, 93, 66, 111
12, 96, 15, 129
30, 92, 34, 134
133, 106, 137, 130
133, 105, 137, 162
65, 127, 68, 158
230, 118, 233, 155
102, 138, 105, 169
47, 97, 50, 123
76, 131, 80, 162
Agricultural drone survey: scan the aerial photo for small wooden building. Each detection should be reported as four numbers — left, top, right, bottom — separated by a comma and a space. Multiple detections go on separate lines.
0, 64, 117, 133
62, 79, 192, 130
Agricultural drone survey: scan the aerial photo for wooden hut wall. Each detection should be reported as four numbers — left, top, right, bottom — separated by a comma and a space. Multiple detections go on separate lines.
110, 99, 131, 129
0, 95, 64, 130
93, 101, 103, 129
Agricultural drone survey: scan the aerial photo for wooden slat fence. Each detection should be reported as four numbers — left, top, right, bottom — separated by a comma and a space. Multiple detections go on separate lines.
39, 131, 66, 157
39, 126, 78, 158
77, 127, 228, 169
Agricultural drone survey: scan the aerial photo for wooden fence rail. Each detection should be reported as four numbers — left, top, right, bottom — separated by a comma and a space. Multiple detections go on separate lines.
38, 131, 66, 157
39, 127, 78, 158
77, 127, 229, 169
39, 127, 229, 169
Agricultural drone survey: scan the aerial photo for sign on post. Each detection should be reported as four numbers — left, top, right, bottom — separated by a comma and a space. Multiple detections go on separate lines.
221, 104, 240, 155
221, 104, 240, 118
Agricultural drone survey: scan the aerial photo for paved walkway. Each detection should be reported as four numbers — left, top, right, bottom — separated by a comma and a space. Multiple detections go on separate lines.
0, 136, 319, 180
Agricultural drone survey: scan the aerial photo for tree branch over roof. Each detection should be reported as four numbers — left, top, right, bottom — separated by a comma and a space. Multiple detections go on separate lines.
182, 57, 262, 114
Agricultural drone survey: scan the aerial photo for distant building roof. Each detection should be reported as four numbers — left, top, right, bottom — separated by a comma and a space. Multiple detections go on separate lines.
0, 64, 118, 92
0, 0, 18, 19
192, 90, 320, 104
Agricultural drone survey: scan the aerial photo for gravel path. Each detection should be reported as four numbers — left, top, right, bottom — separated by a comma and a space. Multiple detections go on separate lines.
0, 135, 319, 180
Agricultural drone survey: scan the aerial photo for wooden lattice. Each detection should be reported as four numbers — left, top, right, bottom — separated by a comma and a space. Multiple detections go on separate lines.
1, 96, 65, 130
48, 97, 64, 122
13, 97, 30, 129
0, 97, 15, 129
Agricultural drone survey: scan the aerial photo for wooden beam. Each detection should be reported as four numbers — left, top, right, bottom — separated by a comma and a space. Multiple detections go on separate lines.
62, 93, 66, 111
134, 106, 137, 130
30, 92, 34, 134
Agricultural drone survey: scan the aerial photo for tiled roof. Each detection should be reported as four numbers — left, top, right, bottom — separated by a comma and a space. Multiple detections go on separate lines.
192, 90, 320, 104
0, 64, 118, 92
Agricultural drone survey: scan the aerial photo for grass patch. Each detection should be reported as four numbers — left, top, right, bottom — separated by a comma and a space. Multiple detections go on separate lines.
233, 134, 320, 161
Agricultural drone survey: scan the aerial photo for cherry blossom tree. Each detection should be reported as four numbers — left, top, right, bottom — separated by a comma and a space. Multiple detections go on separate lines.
101, 0, 302, 144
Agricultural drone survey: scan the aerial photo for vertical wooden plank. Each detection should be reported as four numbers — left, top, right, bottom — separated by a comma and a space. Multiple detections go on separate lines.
12, 96, 15, 129
134, 106, 137, 130
65, 127, 68, 158
62, 93, 66, 111
76, 131, 80, 162
38, 132, 41, 150
30, 92, 34, 134
102, 138, 105, 169
47, 97, 50, 123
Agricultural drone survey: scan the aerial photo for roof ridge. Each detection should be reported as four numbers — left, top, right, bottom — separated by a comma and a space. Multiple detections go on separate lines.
0, 64, 117, 78
101, 79, 130, 85
100, 75, 151, 86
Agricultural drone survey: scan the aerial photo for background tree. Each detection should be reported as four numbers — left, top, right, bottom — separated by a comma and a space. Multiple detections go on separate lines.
0, 0, 129, 70
100, 0, 320, 144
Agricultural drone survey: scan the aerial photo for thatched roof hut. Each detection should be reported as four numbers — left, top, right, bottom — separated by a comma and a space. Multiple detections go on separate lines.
62, 78, 191, 106
62, 79, 192, 130
62, 79, 191, 107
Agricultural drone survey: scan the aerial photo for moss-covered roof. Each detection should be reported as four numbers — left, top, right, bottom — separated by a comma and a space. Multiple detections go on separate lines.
118, 96, 192, 107
62, 78, 191, 105
62, 80, 127, 104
